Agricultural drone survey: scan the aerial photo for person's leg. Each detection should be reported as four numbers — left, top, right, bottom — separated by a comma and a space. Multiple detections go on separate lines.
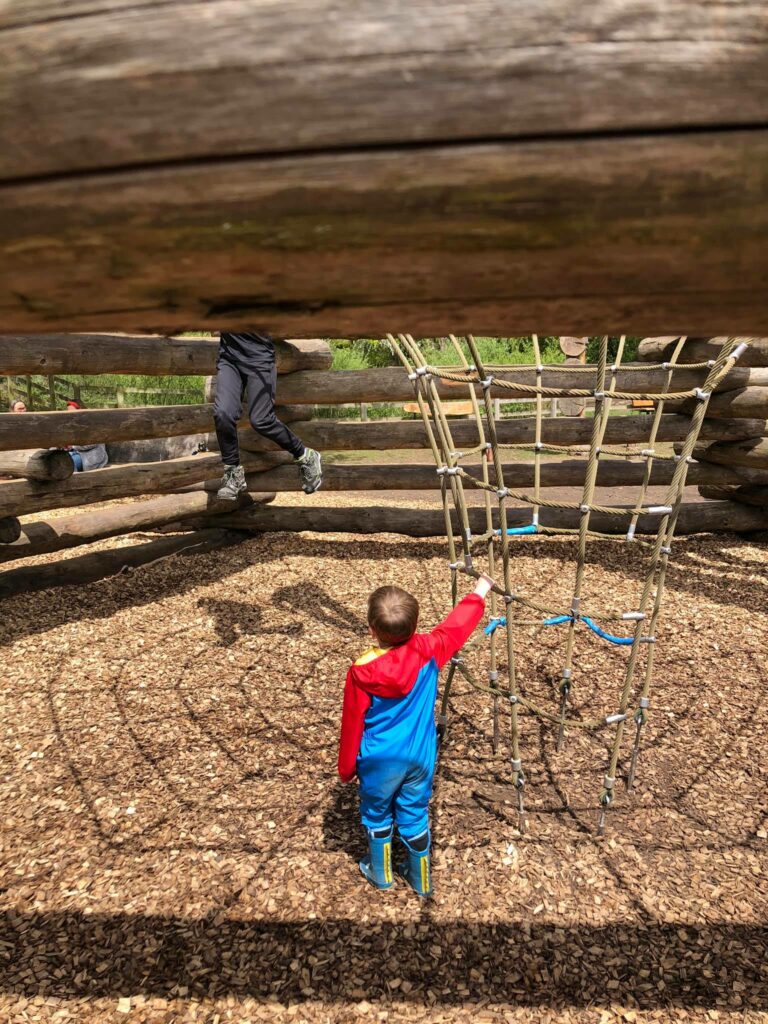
394, 765, 434, 897
69, 450, 84, 473
245, 366, 323, 494
213, 360, 245, 466
213, 360, 248, 499
357, 761, 401, 890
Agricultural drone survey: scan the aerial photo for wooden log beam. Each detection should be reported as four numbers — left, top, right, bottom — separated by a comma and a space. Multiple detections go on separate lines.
273, 366, 764, 405
225, 459, 760, 493
3, 370, 762, 450
694, 437, 768, 470
0, 529, 244, 598
0, 490, 275, 564
668, 387, 768, 420
3, 1, 766, 181
0, 451, 281, 520
0, 448, 74, 481
237, 414, 768, 454
638, 337, 768, 367
698, 484, 768, 508
197, 500, 768, 537
0, 335, 331, 376
2, 132, 768, 334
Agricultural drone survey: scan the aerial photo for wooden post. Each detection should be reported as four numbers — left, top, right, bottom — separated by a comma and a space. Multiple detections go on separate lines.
25, 375, 32, 411
360, 403, 368, 421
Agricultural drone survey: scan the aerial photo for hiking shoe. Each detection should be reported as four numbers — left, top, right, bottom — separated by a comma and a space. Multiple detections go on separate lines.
296, 447, 323, 494
217, 464, 247, 501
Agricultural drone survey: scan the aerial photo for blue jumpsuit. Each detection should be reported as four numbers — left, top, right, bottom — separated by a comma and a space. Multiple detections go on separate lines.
338, 594, 485, 842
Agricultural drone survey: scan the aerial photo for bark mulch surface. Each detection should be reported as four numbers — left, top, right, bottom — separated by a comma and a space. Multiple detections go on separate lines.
1, 517, 767, 1023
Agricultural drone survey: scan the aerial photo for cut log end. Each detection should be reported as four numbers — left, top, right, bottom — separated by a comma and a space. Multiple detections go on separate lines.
0, 516, 22, 544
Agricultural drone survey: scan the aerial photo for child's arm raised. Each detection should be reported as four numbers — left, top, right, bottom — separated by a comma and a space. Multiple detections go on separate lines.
337, 669, 372, 782
426, 574, 494, 669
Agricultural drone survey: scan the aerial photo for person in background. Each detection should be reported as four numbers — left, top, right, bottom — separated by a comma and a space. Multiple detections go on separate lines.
62, 399, 109, 471
213, 330, 322, 500
9, 399, 26, 413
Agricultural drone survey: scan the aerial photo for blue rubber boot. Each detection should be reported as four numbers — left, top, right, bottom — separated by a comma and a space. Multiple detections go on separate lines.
398, 829, 432, 898
359, 826, 394, 890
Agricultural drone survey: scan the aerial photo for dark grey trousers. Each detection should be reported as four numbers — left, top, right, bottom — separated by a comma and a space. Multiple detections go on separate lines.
213, 358, 305, 466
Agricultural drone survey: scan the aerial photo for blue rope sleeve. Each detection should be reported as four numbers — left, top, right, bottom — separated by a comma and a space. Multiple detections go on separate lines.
582, 616, 635, 646
486, 614, 634, 644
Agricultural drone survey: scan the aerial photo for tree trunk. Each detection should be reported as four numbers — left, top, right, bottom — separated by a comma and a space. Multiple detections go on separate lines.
638, 337, 768, 367
0, 451, 282, 519
0, 335, 331, 376
196, 500, 768, 537
694, 437, 768, 470
0, 529, 244, 598
668, 386, 768, 420
236, 413, 767, 454
0, 447, 74, 480
272, 366, 763, 406
698, 484, 768, 508
0, 489, 275, 564
207, 458, 756, 494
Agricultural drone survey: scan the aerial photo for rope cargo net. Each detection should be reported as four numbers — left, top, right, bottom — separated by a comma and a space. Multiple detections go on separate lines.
390, 334, 747, 834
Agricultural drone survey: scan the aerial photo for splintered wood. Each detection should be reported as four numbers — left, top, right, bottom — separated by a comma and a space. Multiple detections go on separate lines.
0, 513, 766, 1023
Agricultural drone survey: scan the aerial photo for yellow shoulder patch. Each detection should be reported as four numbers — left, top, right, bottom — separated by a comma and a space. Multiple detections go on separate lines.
355, 646, 389, 667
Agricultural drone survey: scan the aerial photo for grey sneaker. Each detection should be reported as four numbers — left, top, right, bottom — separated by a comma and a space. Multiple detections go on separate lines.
217, 464, 247, 501
297, 447, 322, 494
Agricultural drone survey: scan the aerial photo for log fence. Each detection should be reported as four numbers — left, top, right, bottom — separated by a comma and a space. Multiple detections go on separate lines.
0, 334, 765, 593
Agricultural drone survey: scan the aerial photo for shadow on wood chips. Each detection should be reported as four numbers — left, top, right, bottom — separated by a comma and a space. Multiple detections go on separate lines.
1, 528, 767, 1020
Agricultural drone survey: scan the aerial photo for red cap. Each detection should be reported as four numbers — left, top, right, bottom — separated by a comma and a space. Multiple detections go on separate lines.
66, 400, 81, 409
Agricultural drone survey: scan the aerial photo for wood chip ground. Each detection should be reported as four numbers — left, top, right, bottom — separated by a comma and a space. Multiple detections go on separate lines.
1, 494, 767, 1023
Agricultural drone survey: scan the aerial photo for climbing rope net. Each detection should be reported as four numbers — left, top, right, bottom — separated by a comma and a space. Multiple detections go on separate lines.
391, 334, 747, 834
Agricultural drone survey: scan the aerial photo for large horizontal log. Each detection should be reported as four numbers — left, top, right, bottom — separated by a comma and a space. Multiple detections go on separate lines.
694, 437, 768, 470
638, 337, 768, 367
0, 448, 74, 481
0, 336, 331, 376
0, 405, 216, 451
698, 484, 768, 508
0, 451, 280, 519
198, 500, 768, 537
0, 490, 275, 564
0, 529, 244, 598
3, 368, 762, 450
229, 459, 760, 493
668, 387, 768, 420
273, 366, 763, 405
2, 1, 766, 181
2, 132, 768, 334
238, 414, 768, 454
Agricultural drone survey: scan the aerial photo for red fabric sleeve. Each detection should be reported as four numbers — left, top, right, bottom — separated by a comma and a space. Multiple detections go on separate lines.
425, 593, 486, 669
337, 669, 371, 782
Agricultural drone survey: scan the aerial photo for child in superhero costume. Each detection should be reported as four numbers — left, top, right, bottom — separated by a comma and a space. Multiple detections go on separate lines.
338, 575, 493, 896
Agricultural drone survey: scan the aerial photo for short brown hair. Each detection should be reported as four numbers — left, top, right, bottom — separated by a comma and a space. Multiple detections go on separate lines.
368, 586, 419, 647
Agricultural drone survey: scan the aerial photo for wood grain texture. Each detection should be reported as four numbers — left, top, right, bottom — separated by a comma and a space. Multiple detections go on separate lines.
1, 1, 766, 180
1, 132, 767, 333
0, 448, 74, 481
698, 483, 768, 507
0, 335, 331, 375
695, 437, 768, 469
202, 499, 768, 536
0, 528, 243, 597
639, 337, 768, 366
237, 414, 768, 453
670, 386, 768, 419
0, 489, 274, 563
239, 459, 752, 493
0, 450, 281, 519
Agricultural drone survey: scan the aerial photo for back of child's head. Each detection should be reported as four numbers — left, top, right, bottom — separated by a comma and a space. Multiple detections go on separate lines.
368, 586, 419, 647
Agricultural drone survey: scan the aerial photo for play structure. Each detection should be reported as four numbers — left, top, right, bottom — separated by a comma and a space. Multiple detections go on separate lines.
0, 333, 767, 828
0, 334, 767, 591
392, 334, 752, 833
